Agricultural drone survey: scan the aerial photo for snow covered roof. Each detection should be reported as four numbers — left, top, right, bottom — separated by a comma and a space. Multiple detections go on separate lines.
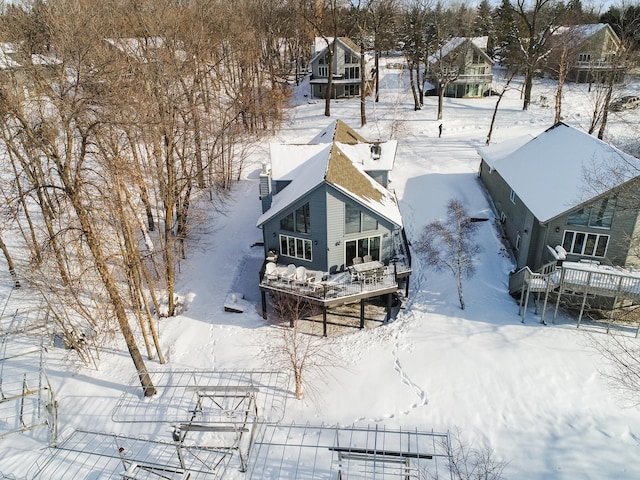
310, 37, 371, 64
551, 23, 617, 49
552, 23, 609, 40
257, 122, 402, 228
428, 36, 492, 65
478, 122, 640, 223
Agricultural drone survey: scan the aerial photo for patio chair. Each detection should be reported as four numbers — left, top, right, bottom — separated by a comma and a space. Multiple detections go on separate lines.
306, 270, 325, 292
280, 264, 296, 284
294, 266, 308, 287
264, 262, 279, 282
348, 266, 360, 282
353, 257, 363, 265
363, 254, 372, 263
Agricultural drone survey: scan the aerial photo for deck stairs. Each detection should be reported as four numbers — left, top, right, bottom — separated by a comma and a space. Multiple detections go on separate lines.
508, 260, 640, 330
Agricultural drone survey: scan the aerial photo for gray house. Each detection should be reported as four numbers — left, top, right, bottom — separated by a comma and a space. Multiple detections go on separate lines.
478, 122, 640, 272
427, 36, 494, 98
309, 37, 373, 99
546, 23, 625, 84
256, 120, 411, 326
258, 119, 402, 273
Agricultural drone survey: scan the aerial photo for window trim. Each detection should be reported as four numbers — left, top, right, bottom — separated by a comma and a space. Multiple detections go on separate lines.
562, 229, 610, 258
279, 234, 312, 262
345, 235, 382, 266
345, 204, 378, 234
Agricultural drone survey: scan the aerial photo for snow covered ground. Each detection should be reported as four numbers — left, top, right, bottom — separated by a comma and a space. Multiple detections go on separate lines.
2, 60, 640, 479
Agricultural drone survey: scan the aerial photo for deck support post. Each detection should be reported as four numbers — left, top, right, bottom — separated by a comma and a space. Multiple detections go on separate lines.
522, 287, 530, 323
323, 307, 327, 337
261, 291, 267, 320
385, 294, 392, 323
577, 291, 588, 328
540, 287, 549, 325
606, 296, 618, 333
360, 299, 365, 329
518, 282, 526, 318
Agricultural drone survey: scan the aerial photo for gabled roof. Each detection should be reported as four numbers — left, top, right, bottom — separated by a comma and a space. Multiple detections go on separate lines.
478, 122, 640, 223
552, 23, 617, 42
257, 122, 402, 228
310, 37, 370, 64
310, 119, 368, 144
428, 36, 493, 65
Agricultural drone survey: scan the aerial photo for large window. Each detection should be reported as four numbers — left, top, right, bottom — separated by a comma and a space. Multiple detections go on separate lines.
345, 204, 378, 234
280, 203, 310, 233
346, 236, 381, 265
562, 230, 609, 257
578, 53, 591, 63
280, 234, 312, 261
318, 65, 329, 77
344, 66, 360, 79
344, 51, 358, 64
567, 197, 616, 229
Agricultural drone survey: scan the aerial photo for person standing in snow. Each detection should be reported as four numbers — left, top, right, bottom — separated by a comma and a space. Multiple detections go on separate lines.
438, 124, 443, 137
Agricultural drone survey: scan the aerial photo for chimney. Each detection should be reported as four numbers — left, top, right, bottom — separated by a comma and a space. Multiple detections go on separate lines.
259, 162, 272, 213
370, 143, 381, 160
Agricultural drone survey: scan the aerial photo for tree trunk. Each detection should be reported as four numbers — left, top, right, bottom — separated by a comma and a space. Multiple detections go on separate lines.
375, 51, 380, 102
360, 38, 366, 127
409, 62, 420, 111
522, 65, 533, 111
0, 232, 19, 288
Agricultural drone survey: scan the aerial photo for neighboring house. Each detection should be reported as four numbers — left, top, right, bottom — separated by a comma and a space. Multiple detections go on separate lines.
427, 36, 494, 98
309, 37, 373, 99
478, 122, 640, 272
547, 23, 625, 83
256, 120, 411, 323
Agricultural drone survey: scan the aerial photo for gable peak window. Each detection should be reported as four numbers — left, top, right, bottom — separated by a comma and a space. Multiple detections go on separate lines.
345, 204, 378, 234
280, 202, 311, 234
567, 197, 616, 230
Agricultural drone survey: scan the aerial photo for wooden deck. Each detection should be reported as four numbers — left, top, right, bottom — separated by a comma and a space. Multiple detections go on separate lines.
259, 262, 411, 335
510, 261, 640, 329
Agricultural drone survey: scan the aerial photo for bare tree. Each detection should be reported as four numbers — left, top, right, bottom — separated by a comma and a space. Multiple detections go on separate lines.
415, 198, 481, 310
447, 428, 508, 480
264, 292, 336, 400
486, 70, 517, 145
399, 0, 431, 111
298, 0, 343, 117
511, 0, 564, 111
590, 332, 640, 407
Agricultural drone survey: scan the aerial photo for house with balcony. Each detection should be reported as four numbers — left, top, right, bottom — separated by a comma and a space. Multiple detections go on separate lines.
427, 36, 494, 98
256, 120, 411, 331
478, 122, 640, 275
546, 23, 625, 83
309, 37, 373, 99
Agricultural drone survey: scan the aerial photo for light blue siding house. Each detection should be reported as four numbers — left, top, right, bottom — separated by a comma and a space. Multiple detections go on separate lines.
256, 120, 411, 325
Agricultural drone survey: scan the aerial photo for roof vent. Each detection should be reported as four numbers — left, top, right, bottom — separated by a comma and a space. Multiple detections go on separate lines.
370, 143, 381, 160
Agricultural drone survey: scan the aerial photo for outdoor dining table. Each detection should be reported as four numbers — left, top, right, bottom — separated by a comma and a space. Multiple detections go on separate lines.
351, 260, 384, 275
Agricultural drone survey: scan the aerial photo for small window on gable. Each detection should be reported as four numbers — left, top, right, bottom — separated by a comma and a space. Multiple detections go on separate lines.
510, 189, 517, 204
345, 204, 378, 234
280, 203, 311, 234
515, 234, 521, 250
500, 212, 507, 224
